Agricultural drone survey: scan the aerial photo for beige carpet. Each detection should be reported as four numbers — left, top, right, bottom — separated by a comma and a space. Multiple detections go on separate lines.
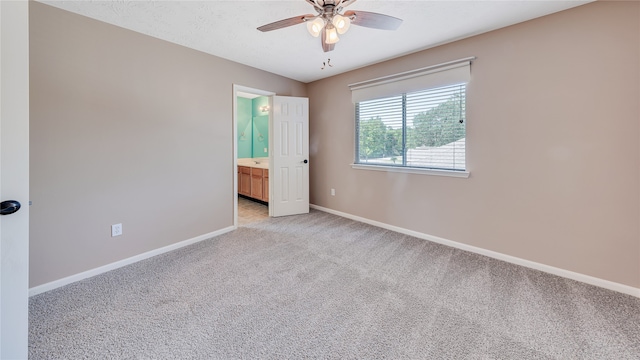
29, 209, 640, 359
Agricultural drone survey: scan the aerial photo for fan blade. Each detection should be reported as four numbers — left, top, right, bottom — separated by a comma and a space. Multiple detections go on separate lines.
344, 10, 402, 30
257, 14, 314, 32
321, 27, 335, 53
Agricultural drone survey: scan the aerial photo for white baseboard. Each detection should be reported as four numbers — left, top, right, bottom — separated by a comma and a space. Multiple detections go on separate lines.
310, 204, 640, 298
29, 226, 236, 297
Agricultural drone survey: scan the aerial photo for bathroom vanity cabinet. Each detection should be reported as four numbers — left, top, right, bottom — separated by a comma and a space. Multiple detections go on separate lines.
239, 166, 251, 197
238, 165, 268, 202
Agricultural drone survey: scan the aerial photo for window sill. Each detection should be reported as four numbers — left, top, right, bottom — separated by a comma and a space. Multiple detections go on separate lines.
351, 163, 470, 178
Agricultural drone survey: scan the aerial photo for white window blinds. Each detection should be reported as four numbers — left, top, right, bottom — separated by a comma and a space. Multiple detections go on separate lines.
349, 57, 473, 103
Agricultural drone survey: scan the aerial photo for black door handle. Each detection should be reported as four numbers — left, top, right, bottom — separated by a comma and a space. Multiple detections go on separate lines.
303, 159, 308, 164
1, 200, 21, 215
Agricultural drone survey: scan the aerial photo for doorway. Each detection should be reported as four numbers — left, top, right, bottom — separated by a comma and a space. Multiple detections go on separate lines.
233, 86, 311, 227
233, 85, 275, 228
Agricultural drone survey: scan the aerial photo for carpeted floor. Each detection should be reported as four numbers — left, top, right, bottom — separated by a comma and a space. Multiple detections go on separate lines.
29, 209, 640, 359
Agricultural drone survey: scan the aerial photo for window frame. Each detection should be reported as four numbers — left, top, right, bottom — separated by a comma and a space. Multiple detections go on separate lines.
350, 162, 470, 178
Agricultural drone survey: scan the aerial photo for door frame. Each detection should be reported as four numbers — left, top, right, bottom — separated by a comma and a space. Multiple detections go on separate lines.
232, 85, 275, 228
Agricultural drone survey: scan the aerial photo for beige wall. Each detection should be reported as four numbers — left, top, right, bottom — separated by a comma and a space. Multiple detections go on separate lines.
307, 1, 640, 288
29, 2, 306, 287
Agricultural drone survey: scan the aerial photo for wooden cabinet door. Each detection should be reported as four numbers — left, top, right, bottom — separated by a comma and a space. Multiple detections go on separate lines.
263, 169, 269, 202
239, 166, 251, 196
251, 168, 263, 199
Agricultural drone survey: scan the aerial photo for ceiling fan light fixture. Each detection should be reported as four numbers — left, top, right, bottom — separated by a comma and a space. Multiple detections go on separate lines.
257, 2, 403, 53
332, 14, 350, 35
325, 24, 340, 44
306, 17, 325, 38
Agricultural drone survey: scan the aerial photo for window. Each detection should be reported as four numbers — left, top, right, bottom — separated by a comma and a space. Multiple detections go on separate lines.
356, 83, 466, 171
349, 57, 473, 175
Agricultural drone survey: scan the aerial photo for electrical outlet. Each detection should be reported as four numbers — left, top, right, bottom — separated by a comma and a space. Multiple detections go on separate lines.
111, 223, 122, 237
331, 188, 335, 196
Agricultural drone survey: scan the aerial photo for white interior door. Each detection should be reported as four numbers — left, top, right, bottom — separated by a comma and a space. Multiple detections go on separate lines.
270, 96, 309, 217
0, 1, 30, 358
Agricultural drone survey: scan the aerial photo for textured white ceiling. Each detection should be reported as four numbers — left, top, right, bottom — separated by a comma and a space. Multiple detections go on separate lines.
39, 0, 592, 83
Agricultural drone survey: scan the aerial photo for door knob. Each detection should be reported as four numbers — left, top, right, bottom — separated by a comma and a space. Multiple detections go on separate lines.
303, 159, 308, 164
0, 200, 21, 215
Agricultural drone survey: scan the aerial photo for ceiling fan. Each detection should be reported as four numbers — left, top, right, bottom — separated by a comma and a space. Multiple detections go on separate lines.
257, 0, 403, 53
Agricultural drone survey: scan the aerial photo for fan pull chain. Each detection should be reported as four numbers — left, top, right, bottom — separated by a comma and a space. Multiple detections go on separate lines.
321, 58, 334, 70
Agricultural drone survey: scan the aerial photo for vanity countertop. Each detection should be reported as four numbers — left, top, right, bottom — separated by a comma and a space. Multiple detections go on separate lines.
238, 158, 269, 169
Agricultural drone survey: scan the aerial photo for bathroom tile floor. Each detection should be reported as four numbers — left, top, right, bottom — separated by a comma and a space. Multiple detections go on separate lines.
238, 196, 269, 226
